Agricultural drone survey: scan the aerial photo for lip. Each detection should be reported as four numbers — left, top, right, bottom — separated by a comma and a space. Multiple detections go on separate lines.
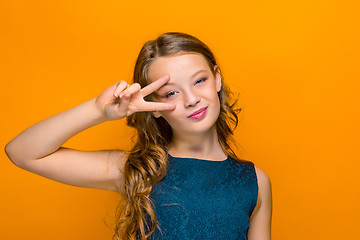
187, 107, 208, 119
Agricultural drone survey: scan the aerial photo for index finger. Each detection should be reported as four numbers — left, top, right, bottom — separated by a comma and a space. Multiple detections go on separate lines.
140, 75, 170, 97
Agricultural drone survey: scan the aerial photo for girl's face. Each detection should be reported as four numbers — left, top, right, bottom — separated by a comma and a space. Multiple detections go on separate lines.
147, 53, 222, 135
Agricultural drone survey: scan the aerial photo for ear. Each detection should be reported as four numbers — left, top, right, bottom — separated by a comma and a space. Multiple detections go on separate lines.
152, 111, 162, 118
214, 65, 222, 92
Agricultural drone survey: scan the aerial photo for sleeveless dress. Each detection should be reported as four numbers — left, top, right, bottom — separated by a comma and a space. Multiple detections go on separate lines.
146, 153, 258, 240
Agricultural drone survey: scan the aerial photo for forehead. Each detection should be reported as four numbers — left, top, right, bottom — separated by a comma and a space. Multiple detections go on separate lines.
147, 53, 211, 83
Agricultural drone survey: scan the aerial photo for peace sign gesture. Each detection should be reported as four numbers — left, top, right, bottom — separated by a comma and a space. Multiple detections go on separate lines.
94, 75, 175, 121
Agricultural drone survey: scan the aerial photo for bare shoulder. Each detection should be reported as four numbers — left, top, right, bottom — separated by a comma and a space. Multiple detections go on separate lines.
254, 166, 271, 190
251, 166, 272, 218
248, 165, 273, 239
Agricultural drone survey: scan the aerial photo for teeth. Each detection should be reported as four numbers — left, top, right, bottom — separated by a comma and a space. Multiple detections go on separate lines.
192, 110, 204, 118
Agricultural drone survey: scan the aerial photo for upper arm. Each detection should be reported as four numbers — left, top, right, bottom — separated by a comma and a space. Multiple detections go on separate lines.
248, 166, 273, 240
10, 147, 128, 194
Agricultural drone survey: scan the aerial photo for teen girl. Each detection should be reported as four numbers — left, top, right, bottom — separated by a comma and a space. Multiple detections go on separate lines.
5, 32, 272, 240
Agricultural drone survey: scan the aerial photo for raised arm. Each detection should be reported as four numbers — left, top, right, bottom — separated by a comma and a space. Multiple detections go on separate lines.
5, 75, 175, 194
4, 97, 127, 193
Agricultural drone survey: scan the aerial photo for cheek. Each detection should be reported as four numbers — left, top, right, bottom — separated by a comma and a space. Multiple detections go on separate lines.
208, 87, 221, 102
206, 81, 219, 95
159, 108, 177, 120
165, 110, 181, 120
160, 105, 184, 124
212, 93, 221, 112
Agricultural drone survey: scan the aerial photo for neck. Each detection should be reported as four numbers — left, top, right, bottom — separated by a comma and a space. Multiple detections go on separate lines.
167, 126, 227, 161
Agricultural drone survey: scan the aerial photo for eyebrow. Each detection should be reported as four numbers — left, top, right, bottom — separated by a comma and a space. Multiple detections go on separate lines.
191, 69, 207, 78
156, 69, 208, 91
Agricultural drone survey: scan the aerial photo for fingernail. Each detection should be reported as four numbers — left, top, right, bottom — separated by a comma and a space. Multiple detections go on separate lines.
119, 92, 124, 98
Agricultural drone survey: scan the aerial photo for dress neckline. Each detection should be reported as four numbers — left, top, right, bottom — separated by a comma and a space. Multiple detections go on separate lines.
167, 153, 230, 162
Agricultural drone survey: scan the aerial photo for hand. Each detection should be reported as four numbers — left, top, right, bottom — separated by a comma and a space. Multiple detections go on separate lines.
94, 75, 175, 121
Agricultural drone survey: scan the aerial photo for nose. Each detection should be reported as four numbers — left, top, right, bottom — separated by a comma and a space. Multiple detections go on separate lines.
183, 89, 200, 108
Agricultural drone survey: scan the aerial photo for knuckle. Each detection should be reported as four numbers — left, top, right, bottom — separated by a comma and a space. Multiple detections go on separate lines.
116, 80, 126, 87
116, 80, 123, 85
120, 81, 128, 87
132, 83, 141, 90
129, 83, 141, 93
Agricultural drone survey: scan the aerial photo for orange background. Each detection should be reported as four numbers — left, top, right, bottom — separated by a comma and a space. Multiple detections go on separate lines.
1, 0, 359, 239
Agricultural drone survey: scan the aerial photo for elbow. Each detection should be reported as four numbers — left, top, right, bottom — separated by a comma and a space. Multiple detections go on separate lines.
4, 143, 24, 168
4, 143, 13, 162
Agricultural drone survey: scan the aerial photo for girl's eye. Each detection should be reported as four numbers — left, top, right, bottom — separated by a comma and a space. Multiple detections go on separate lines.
164, 91, 176, 98
195, 78, 207, 84
163, 78, 207, 98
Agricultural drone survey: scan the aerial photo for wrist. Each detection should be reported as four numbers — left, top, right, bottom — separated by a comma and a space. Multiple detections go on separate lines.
89, 98, 109, 123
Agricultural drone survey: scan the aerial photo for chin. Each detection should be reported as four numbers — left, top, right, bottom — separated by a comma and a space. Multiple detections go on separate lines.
182, 119, 218, 134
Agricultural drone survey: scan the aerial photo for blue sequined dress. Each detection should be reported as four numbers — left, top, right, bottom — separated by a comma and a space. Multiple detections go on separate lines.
147, 153, 258, 240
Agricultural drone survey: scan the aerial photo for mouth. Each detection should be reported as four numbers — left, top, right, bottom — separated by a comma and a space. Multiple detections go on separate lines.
187, 107, 208, 119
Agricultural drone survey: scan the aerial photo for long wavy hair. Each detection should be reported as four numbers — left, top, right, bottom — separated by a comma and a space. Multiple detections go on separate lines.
112, 32, 242, 240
